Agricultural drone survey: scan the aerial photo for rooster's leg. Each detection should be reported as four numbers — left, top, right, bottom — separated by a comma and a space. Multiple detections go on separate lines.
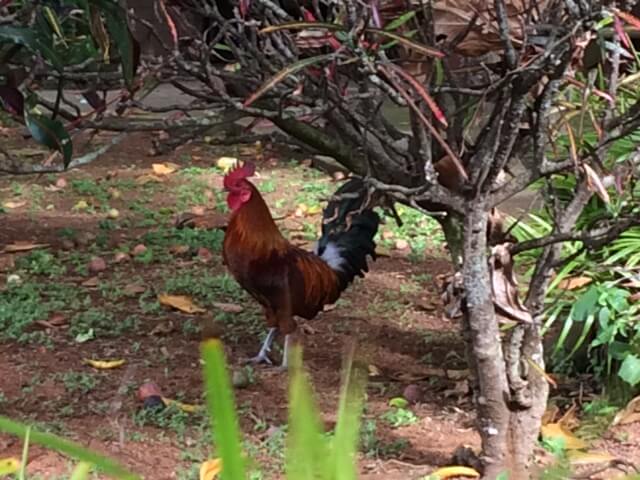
246, 328, 277, 365
280, 334, 292, 369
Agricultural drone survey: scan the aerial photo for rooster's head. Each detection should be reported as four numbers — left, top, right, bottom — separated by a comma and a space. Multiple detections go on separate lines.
223, 161, 256, 211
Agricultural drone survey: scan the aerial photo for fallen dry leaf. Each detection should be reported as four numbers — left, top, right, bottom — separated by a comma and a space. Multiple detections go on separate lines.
200, 458, 223, 480
216, 156, 238, 172
123, 283, 147, 296
3, 200, 26, 209
158, 294, 206, 314
48, 312, 67, 326
84, 358, 126, 370
3, 242, 48, 253
567, 450, 615, 465
212, 302, 243, 313
428, 465, 480, 479
152, 162, 180, 175
540, 423, 588, 450
136, 174, 166, 185
0, 457, 20, 476
150, 321, 175, 336
162, 397, 202, 413
368, 364, 382, 377
542, 405, 560, 426
490, 244, 532, 324
0, 254, 15, 272
583, 164, 611, 204
613, 395, 640, 426
81, 276, 100, 287
169, 244, 190, 256
557, 276, 593, 290
174, 212, 228, 230
73, 200, 90, 211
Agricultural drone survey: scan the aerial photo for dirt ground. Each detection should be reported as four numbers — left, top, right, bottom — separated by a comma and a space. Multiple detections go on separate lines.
0, 129, 638, 479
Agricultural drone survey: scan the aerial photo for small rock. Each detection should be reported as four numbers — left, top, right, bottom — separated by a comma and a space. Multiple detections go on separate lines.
7, 274, 21, 286
333, 171, 346, 181
394, 239, 410, 251
142, 395, 165, 411
60, 238, 75, 251
113, 252, 130, 263
197, 247, 213, 262
232, 369, 251, 389
76, 231, 96, 247
88, 257, 107, 273
138, 382, 163, 402
403, 384, 423, 404
132, 244, 147, 256
191, 205, 206, 216
107, 208, 120, 219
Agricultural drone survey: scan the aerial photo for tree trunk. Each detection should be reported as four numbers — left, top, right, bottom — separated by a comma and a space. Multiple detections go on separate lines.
461, 204, 512, 478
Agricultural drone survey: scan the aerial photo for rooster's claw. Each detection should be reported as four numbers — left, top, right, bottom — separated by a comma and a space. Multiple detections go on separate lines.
245, 353, 273, 365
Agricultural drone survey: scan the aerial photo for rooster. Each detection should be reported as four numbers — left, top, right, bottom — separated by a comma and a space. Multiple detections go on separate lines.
222, 161, 379, 368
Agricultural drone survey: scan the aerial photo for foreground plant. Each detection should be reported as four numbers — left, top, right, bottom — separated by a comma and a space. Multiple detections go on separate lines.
0, 338, 367, 479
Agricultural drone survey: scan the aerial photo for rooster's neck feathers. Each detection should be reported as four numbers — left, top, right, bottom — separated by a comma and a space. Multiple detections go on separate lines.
228, 181, 287, 252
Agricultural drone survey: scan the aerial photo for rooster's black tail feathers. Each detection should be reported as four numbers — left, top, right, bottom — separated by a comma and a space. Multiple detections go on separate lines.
315, 177, 380, 289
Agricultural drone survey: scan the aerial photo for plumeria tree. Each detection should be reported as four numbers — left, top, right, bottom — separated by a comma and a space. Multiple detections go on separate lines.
2, 0, 640, 477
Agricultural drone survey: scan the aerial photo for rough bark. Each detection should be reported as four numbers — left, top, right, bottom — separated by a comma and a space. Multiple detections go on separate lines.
462, 203, 511, 479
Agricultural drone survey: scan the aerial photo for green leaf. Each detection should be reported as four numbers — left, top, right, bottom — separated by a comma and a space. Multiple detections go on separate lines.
244, 54, 335, 107
19, 426, 29, 480
384, 11, 417, 31
573, 286, 599, 322
70, 462, 93, 480
365, 28, 444, 58
286, 346, 330, 480
330, 349, 366, 480
0, 417, 139, 479
24, 111, 73, 168
90, 0, 137, 87
200, 339, 246, 480
260, 22, 345, 34
0, 25, 63, 70
389, 397, 409, 408
618, 354, 640, 386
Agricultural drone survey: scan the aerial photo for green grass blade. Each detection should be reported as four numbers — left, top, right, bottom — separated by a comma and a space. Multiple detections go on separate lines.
18, 426, 29, 480
70, 462, 93, 480
0, 416, 139, 479
200, 338, 246, 480
331, 347, 366, 480
286, 346, 329, 480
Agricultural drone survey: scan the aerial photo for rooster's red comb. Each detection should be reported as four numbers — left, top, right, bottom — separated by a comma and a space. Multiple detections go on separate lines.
223, 161, 255, 188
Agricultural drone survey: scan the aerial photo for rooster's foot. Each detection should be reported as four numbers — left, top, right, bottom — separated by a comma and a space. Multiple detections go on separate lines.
299, 323, 317, 335
245, 352, 274, 366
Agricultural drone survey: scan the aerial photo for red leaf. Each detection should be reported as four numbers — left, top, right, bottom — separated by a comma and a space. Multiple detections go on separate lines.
0, 85, 24, 117
386, 63, 448, 127
239, 0, 251, 18
614, 13, 632, 50
158, 0, 178, 48
370, 0, 382, 28
302, 8, 316, 22
616, 10, 640, 31
565, 76, 614, 104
